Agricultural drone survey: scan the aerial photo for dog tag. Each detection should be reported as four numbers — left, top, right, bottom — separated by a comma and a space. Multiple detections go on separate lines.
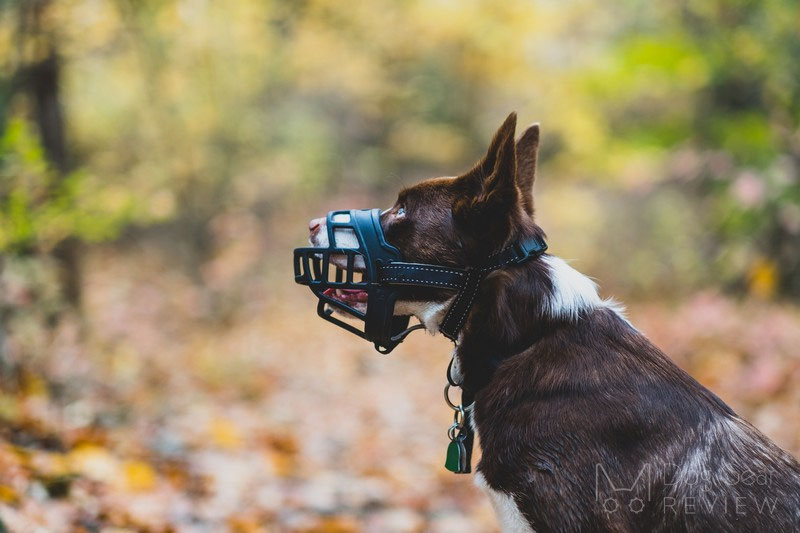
445, 440, 463, 473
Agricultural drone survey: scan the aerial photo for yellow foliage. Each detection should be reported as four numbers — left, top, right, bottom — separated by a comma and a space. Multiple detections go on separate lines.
123, 460, 157, 492
227, 515, 264, 533
210, 418, 242, 449
748, 258, 778, 299
388, 121, 467, 165
0, 484, 19, 504
303, 517, 360, 533
22, 374, 49, 398
30, 451, 70, 477
267, 449, 295, 478
68, 444, 120, 483
267, 433, 299, 477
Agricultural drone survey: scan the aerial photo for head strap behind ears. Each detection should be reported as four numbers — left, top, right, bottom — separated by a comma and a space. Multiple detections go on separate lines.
377, 235, 547, 341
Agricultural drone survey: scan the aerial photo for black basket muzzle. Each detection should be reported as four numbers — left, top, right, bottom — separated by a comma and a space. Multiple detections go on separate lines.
294, 208, 548, 354
293, 209, 413, 353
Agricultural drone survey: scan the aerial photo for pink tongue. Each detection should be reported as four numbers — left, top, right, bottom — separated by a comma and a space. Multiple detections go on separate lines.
351, 291, 368, 302
323, 288, 368, 303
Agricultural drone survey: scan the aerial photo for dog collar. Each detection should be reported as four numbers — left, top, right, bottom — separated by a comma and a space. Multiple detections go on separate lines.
377, 234, 548, 341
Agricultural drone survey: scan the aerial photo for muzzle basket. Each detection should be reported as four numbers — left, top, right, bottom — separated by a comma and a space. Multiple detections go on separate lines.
293, 208, 410, 353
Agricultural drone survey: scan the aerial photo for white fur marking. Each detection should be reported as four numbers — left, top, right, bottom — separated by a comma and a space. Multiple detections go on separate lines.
394, 297, 454, 334
310, 218, 365, 269
474, 472, 535, 533
541, 255, 629, 324
541, 255, 601, 319
333, 228, 358, 249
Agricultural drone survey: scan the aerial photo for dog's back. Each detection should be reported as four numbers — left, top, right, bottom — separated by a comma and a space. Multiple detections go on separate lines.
472, 305, 800, 531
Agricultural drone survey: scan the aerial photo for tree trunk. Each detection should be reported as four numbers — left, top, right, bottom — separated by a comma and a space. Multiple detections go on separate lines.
21, 11, 82, 307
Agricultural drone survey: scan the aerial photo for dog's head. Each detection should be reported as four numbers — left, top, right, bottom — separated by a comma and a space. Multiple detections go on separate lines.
308, 112, 543, 330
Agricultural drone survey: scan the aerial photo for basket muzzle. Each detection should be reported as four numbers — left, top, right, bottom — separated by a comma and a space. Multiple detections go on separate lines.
293, 208, 412, 354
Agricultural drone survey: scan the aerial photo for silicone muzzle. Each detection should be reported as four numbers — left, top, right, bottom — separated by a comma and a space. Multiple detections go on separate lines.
293, 209, 411, 353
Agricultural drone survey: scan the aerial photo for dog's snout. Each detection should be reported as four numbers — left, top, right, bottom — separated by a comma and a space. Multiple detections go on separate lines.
309, 217, 324, 235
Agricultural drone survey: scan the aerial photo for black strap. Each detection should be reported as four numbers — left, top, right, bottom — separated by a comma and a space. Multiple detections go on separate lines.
378, 263, 468, 290
440, 235, 547, 340
377, 234, 547, 341
439, 269, 484, 341
435, 238, 547, 475
480, 235, 549, 271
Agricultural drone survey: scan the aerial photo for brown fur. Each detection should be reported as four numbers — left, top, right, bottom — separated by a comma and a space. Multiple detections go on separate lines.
374, 113, 800, 532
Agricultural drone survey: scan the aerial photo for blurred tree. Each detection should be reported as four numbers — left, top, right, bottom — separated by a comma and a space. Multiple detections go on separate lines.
579, 0, 800, 297
0, 0, 134, 305
0, 0, 797, 298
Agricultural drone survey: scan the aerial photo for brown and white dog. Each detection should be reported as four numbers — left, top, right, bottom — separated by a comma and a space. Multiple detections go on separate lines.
308, 113, 800, 532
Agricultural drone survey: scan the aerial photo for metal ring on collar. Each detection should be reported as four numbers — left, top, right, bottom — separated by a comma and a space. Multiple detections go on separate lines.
452, 405, 465, 427
444, 384, 460, 411
448, 422, 461, 441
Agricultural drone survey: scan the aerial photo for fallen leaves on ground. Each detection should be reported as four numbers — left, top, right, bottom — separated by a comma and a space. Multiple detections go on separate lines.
0, 235, 798, 532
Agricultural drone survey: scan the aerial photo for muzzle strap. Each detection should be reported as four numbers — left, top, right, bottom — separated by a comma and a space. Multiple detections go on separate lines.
378, 263, 469, 290
376, 235, 547, 342
294, 205, 547, 352
439, 268, 485, 341
439, 234, 548, 341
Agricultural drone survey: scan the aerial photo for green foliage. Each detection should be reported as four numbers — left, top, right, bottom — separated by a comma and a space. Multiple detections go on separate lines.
0, 0, 797, 295
568, 0, 800, 295
0, 120, 135, 252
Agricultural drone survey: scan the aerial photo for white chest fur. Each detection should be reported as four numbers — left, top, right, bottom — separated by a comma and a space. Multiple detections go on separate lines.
474, 472, 536, 533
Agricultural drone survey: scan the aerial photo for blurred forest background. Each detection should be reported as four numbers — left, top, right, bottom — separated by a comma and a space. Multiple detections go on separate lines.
0, 0, 798, 531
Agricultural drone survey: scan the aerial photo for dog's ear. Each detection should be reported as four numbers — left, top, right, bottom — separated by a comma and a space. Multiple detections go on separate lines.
452, 112, 519, 250
467, 112, 518, 182
515, 123, 539, 216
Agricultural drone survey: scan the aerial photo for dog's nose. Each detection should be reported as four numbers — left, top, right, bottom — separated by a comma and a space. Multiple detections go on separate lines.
309, 218, 324, 235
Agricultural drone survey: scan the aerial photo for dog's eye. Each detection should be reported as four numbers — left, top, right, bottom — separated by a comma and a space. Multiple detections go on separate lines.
396, 206, 406, 218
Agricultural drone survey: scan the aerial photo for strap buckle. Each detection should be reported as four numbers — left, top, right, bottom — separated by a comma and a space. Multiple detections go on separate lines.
512, 236, 547, 264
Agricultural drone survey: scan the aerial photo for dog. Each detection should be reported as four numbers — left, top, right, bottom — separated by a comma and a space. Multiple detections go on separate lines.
307, 113, 800, 532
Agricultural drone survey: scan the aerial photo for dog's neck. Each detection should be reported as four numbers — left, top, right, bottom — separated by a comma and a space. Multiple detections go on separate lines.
395, 243, 625, 393
453, 254, 623, 393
